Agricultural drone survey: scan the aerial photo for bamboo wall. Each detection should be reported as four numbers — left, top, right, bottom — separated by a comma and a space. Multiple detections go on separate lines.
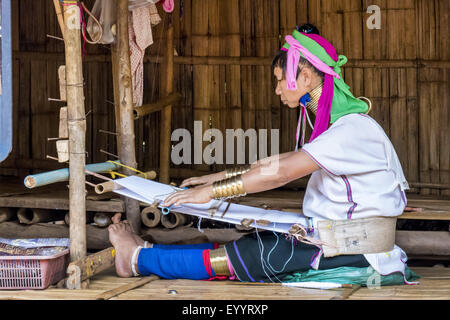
0, 0, 448, 196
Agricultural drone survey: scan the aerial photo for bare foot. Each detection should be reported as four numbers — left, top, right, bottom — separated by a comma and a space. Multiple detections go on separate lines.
108, 223, 139, 278
111, 213, 148, 247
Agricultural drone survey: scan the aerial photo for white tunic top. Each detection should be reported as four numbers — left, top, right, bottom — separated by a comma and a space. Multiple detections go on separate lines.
301, 113, 411, 279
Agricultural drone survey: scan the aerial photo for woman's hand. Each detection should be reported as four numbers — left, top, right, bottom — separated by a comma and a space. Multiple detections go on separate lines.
179, 172, 225, 188
163, 184, 214, 207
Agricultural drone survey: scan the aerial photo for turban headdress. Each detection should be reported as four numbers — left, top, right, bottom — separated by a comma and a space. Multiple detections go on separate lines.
281, 30, 369, 147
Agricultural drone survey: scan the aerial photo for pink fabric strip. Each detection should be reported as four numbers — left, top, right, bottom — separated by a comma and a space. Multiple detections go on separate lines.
226, 255, 235, 278
160, 0, 174, 12
309, 73, 334, 141
285, 35, 339, 90
301, 33, 339, 61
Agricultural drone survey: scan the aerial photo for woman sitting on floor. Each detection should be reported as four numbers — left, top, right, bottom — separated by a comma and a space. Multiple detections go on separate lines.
108, 24, 413, 284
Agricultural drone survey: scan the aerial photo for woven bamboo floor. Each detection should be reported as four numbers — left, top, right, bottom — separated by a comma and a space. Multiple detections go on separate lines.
0, 267, 448, 300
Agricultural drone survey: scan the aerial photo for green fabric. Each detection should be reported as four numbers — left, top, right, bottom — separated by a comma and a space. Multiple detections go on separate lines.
281, 266, 421, 287
283, 30, 369, 123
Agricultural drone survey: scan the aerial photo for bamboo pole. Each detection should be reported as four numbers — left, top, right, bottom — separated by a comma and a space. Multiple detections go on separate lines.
94, 170, 157, 194
115, 0, 141, 234
134, 92, 182, 119
63, 3, 87, 263
24, 161, 121, 189
52, 0, 65, 39
159, 17, 174, 184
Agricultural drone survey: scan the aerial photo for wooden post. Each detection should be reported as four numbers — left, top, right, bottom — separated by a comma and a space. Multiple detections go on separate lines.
159, 17, 174, 184
113, 0, 141, 233
63, 3, 87, 262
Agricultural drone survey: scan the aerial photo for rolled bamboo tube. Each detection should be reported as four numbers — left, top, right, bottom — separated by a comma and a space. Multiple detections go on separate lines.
95, 170, 157, 194
95, 181, 121, 194
24, 161, 121, 189
0, 208, 17, 223
133, 92, 182, 119
17, 208, 66, 225
141, 206, 161, 228
93, 212, 112, 228
160, 212, 188, 229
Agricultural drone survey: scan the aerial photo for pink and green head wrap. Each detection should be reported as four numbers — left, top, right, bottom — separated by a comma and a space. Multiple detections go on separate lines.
281, 29, 369, 141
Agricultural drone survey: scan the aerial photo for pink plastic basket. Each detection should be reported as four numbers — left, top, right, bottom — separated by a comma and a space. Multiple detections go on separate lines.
0, 249, 69, 290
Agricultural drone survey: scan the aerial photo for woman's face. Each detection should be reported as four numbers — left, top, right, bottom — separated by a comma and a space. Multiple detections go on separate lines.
273, 66, 310, 109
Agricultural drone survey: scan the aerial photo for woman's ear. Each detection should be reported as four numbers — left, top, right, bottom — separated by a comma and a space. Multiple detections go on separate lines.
296, 67, 312, 91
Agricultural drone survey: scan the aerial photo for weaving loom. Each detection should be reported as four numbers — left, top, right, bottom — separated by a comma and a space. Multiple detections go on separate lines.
112, 175, 310, 234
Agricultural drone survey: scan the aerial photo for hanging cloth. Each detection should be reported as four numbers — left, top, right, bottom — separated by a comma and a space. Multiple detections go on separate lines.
129, 3, 161, 107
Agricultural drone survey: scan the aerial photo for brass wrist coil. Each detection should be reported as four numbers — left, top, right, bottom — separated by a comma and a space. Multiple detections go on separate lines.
212, 175, 246, 200
224, 165, 251, 179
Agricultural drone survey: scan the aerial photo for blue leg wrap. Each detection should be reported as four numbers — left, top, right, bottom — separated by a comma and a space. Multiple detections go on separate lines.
137, 248, 214, 280
153, 243, 215, 250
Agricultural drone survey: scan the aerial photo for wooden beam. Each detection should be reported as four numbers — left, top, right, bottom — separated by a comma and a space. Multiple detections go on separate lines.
0, 222, 111, 250
0, 194, 124, 212
65, 247, 116, 289
159, 18, 174, 184
96, 275, 159, 300
13, 51, 450, 69
114, 0, 141, 234
63, 3, 87, 263
0, 222, 249, 250
409, 182, 450, 190
396, 231, 450, 256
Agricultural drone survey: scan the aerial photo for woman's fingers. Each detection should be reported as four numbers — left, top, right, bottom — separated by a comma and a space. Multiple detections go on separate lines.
164, 194, 188, 207
180, 177, 208, 188
163, 190, 188, 207
163, 184, 212, 207
179, 179, 191, 188
180, 178, 197, 188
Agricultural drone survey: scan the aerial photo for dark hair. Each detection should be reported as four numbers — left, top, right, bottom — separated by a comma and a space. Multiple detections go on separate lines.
271, 24, 324, 82
298, 23, 320, 35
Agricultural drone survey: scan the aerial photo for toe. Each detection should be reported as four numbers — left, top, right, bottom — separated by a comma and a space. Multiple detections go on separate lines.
111, 213, 122, 224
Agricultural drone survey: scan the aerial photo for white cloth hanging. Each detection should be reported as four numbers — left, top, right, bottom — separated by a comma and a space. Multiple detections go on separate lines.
128, 3, 161, 106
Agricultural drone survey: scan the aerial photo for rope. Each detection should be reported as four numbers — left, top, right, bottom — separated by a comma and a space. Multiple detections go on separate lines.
288, 224, 337, 250
80, 1, 103, 44
106, 160, 147, 179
